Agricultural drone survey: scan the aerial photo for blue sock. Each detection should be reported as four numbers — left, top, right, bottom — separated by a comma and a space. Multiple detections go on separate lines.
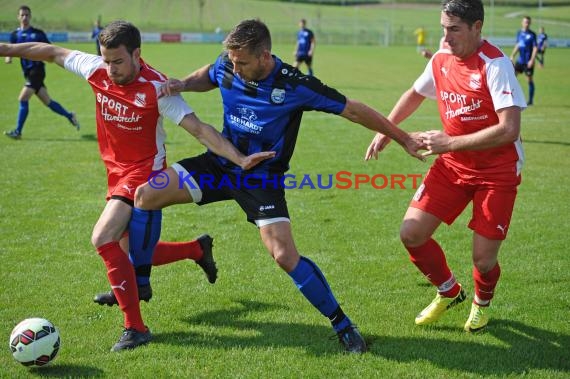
308, 68, 314, 76
128, 208, 162, 286
528, 82, 535, 104
289, 256, 352, 332
47, 100, 72, 120
16, 101, 29, 134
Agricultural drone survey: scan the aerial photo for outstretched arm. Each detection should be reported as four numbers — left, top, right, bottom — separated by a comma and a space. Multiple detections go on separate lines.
0, 42, 71, 68
340, 98, 424, 161
179, 113, 275, 170
160, 64, 216, 97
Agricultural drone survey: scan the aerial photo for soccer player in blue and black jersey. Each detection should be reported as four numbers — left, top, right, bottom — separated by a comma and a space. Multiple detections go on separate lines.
4, 5, 79, 140
537, 26, 548, 68
125, 19, 424, 354
293, 19, 315, 76
510, 16, 538, 105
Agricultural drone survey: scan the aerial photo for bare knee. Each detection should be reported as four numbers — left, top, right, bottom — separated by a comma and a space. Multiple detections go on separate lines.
260, 222, 299, 272
400, 220, 429, 247
472, 235, 501, 273
473, 256, 498, 273
474, 261, 489, 273
272, 247, 299, 273
133, 184, 156, 209
264, 237, 299, 272
91, 228, 110, 249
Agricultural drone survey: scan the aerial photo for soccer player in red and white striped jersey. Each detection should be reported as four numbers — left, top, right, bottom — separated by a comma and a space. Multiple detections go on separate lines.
366, 0, 526, 332
0, 21, 273, 351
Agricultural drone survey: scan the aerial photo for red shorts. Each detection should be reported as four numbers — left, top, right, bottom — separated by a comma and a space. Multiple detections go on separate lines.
410, 158, 520, 240
106, 164, 165, 202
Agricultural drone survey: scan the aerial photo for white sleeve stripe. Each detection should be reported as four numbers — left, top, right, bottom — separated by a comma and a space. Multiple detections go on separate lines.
145, 66, 167, 81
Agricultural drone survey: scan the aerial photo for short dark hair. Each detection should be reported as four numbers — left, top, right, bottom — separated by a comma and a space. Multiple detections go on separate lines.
441, 0, 484, 26
99, 20, 141, 55
223, 19, 271, 56
18, 5, 31, 14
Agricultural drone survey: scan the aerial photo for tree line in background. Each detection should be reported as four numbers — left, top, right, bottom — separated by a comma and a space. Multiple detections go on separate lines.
276, 0, 570, 5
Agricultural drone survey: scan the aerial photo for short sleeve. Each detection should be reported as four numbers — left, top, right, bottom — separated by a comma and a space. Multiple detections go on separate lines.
486, 56, 527, 111
413, 59, 437, 100
208, 55, 224, 86
64, 50, 103, 80
158, 94, 193, 125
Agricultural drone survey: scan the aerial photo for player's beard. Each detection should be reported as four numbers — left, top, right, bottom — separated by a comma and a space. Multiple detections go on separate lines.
111, 60, 138, 85
241, 56, 268, 83
243, 66, 266, 83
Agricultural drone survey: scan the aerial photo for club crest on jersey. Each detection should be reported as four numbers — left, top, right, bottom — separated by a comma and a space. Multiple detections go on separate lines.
271, 88, 286, 104
469, 74, 481, 90
134, 93, 146, 107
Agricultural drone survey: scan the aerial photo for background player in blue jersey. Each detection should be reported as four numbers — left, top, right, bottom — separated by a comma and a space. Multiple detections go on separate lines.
510, 16, 537, 105
4, 5, 79, 140
127, 19, 424, 354
92, 16, 103, 56
536, 26, 548, 68
293, 19, 315, 76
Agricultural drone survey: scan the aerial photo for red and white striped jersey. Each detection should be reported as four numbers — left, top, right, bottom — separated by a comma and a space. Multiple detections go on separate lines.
64, 51, 192, 177
414, 40, 526, 179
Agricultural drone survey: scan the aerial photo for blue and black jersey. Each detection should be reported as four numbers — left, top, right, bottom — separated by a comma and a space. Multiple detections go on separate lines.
296, 28, 314, 57
537, 32, 548, 51
208, 53, 346, 176
10, 26, 50, 72
515, 29, 537, 64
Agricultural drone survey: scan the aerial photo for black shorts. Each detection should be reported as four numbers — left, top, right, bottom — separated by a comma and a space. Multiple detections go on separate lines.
514, 62, 534, 77
24, 67, 46, 92
296, 54, 313, 65
173, 153, 290, 225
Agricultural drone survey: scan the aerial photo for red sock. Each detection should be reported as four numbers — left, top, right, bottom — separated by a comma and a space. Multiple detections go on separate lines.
152, 240, 203, 266
406, 238, 460, 297
473, 263, 501, 306
97, 242, 146, 332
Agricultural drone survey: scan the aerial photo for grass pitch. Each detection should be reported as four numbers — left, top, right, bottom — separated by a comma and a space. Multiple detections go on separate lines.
0, 41, 569, 378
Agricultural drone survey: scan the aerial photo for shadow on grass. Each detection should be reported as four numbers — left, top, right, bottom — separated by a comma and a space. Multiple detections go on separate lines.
154, 299, 345, 356
155, 299, 569, 375
370, 318, 570, 375
80, 134, 98, 142
12, 134, 98, 142
25, 364, 104, 377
